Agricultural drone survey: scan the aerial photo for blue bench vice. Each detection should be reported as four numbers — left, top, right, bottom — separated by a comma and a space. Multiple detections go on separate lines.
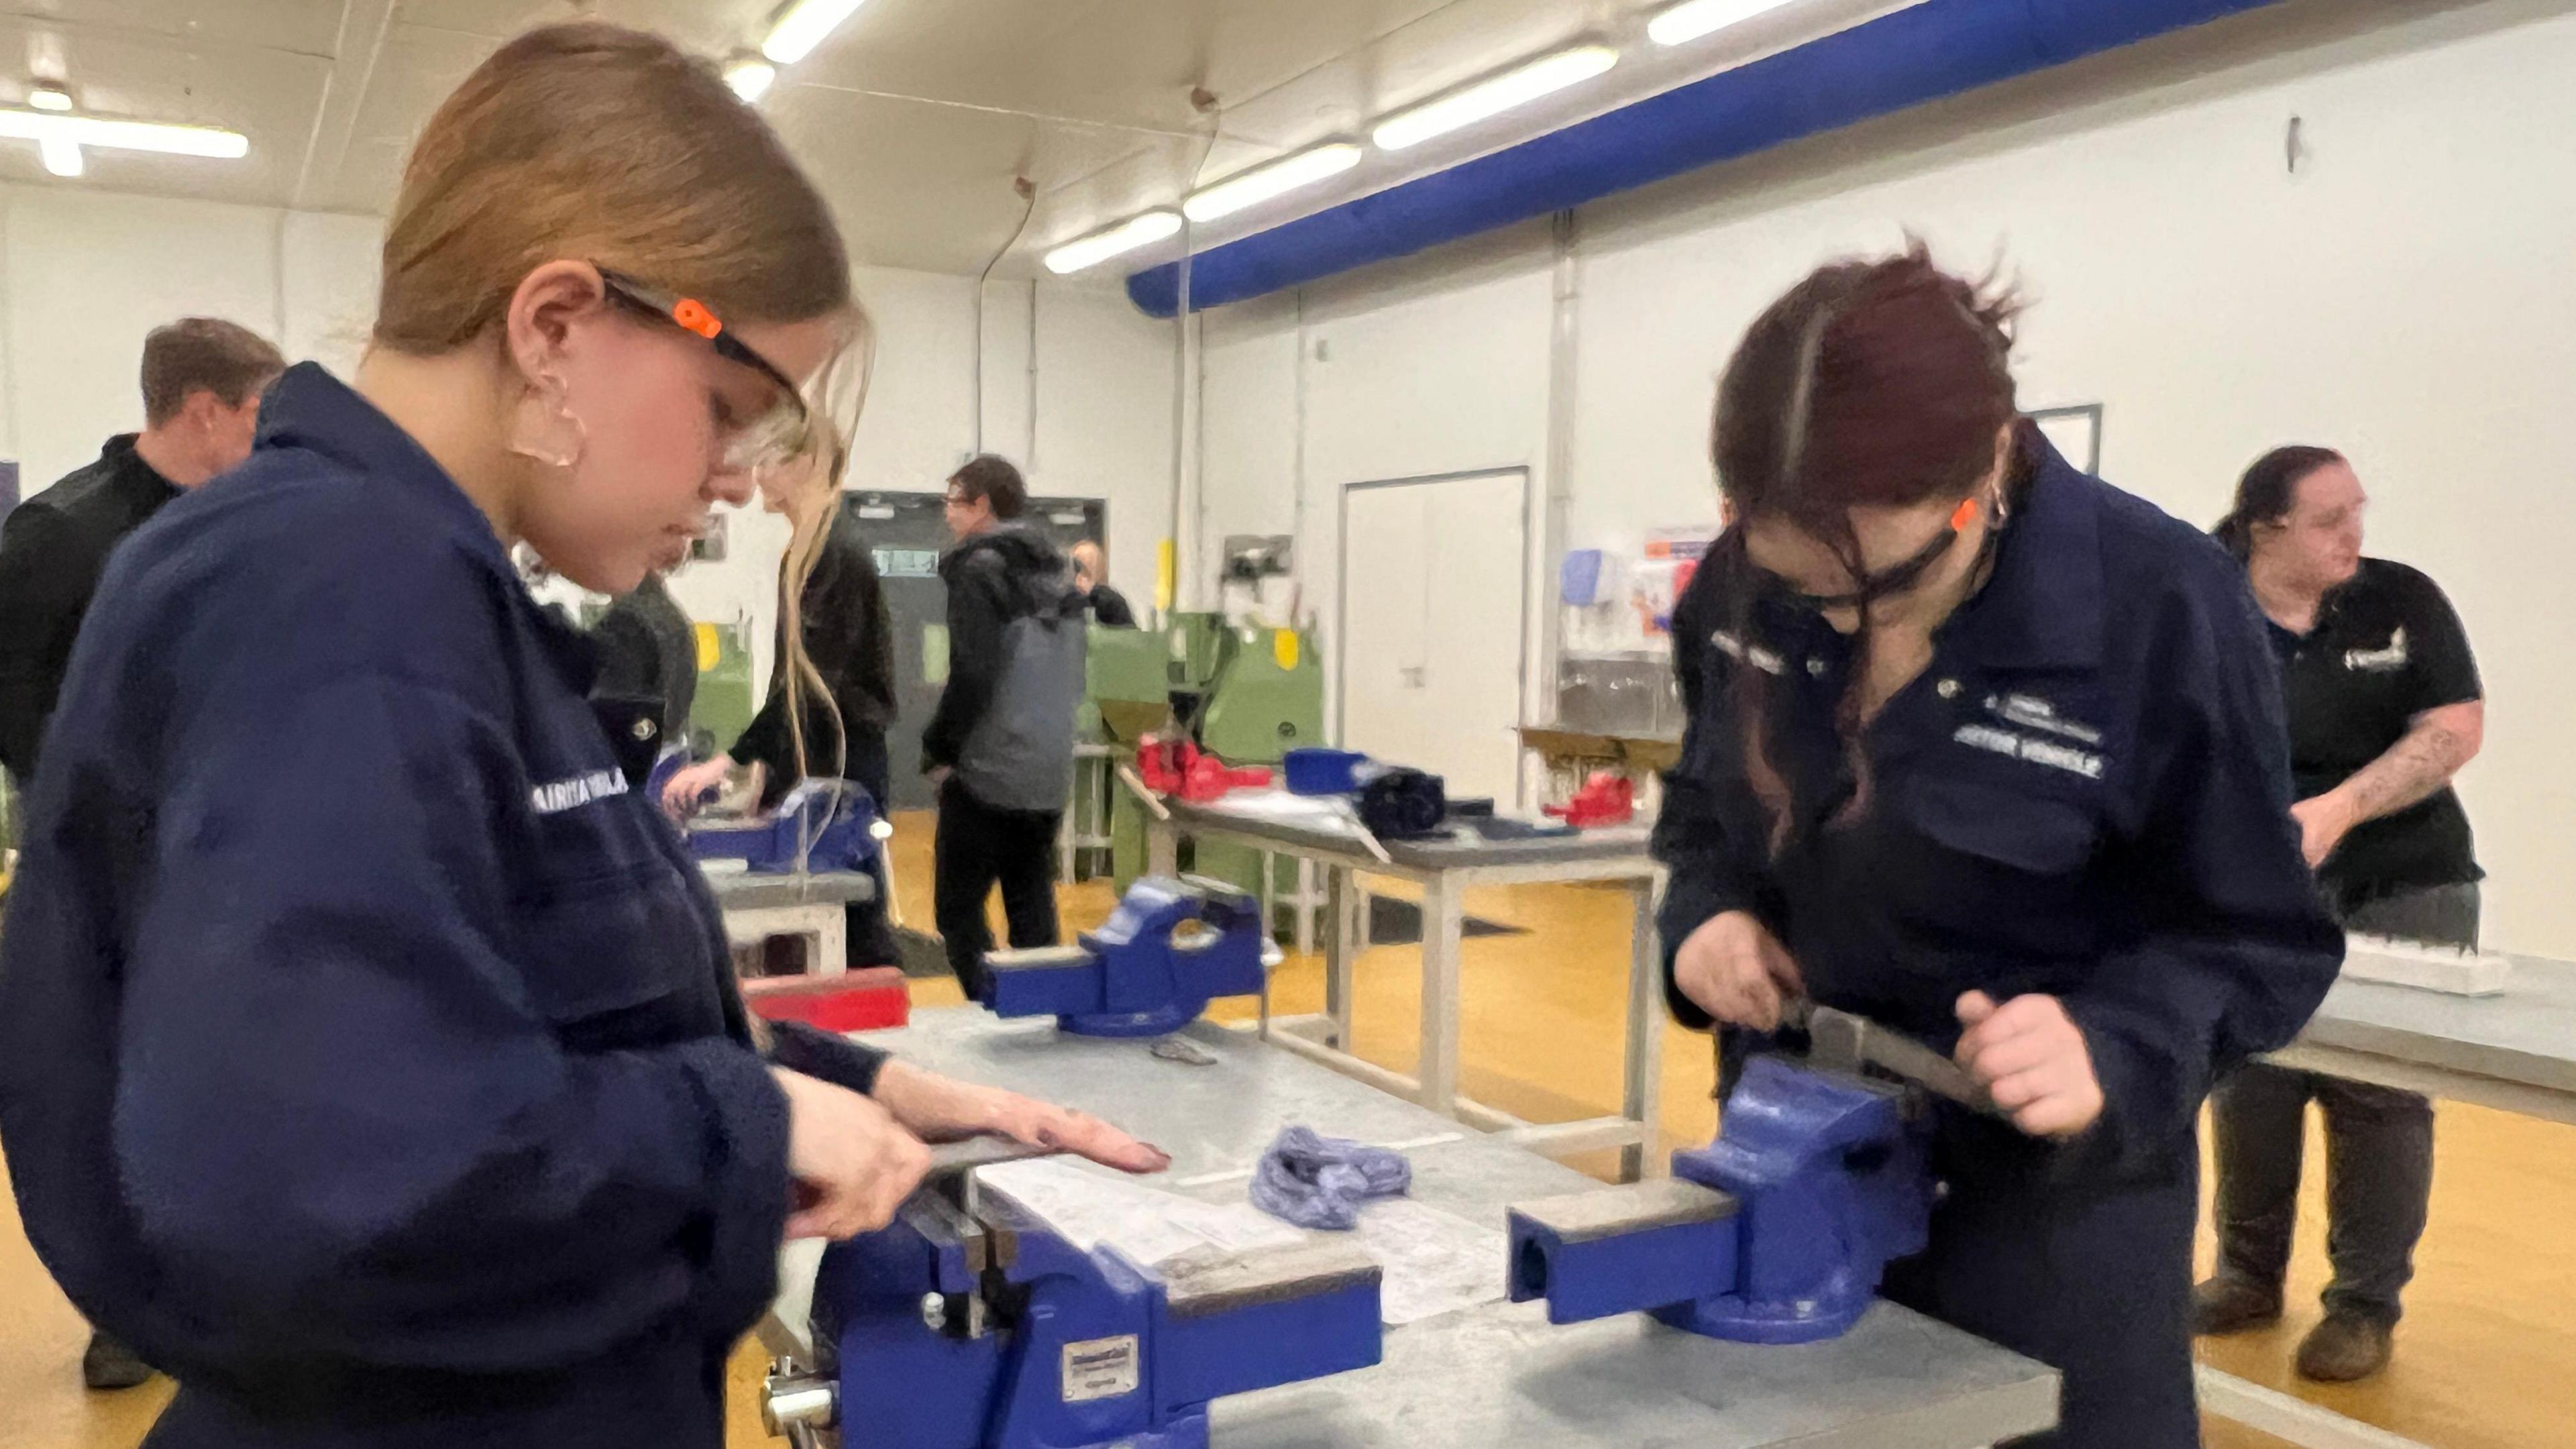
1505, 1049, 1937, 1344
977, 875, 1270, 1038
681, 775, 882, 875
769, 1148, 1383, 1449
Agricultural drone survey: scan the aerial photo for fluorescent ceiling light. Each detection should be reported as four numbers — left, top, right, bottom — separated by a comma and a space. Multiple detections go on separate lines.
1183, 142, 1363, 223
723, 58, 776, 103
28, 87, 71, 113
1371, 44, 1619, 152
762, 0, 872, 66
1043, 211, 1183, 276
1649, 0, 1800, 46
38, 136, 79, 176
0, 109, 248, 158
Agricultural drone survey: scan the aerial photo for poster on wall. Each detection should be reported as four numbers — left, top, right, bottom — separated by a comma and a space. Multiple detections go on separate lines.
2027, 404, 2104, 474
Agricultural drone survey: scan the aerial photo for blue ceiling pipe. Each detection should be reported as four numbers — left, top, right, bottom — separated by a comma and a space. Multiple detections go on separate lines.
1128, 0, 2285, 317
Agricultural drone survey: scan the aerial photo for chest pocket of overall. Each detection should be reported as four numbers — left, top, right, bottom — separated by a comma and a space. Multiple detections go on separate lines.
1888, 772, 2104, 961
515, 800, 718, 1051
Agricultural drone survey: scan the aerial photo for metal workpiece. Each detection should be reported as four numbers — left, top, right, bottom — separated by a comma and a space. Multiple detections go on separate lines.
1788, 1000, 1994, 1114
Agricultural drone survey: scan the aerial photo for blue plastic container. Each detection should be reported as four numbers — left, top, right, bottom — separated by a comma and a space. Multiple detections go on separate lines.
1283, 748, 1368, 796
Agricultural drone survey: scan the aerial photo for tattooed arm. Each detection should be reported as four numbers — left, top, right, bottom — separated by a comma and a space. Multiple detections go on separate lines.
2292, 700, 2485, 867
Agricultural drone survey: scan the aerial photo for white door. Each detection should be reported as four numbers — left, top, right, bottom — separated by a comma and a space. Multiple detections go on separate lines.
1339, 470, 1528, 808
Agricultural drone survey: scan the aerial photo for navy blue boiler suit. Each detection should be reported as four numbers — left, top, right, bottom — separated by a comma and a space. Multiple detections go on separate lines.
1655, 441, 2342, 1448
0, 364, 885, 1448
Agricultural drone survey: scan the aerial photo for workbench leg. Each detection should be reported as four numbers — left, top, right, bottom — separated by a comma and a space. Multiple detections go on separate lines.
814, 906, 847, 979
1419, 878, 1464, 1118
1295, 859, 1317, 957
1621, 880, 1662, 1180
1147, 815, 1178, 878
1258, 849, 1278, 943
1324, 867, 1358, 1051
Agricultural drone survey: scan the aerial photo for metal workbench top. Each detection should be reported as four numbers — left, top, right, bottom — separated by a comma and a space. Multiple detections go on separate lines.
698, 865, 875, 912
839, 1009, 2057, 1448
1159, 792, 1655, 876
2274, 948, 2576, 1119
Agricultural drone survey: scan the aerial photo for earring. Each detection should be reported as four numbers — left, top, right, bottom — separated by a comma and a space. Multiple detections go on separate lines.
506, 370, 586, 470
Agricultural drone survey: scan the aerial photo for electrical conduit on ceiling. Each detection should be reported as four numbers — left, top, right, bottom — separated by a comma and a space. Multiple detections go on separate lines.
1125, 0, 2288, 317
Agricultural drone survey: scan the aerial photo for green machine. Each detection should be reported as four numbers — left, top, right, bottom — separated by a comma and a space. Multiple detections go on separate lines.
1090, 610, 1325, 902
1078, 626, 1173, 888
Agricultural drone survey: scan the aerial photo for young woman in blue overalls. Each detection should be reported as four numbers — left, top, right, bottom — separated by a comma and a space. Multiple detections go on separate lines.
0, 24, 1161, 1448
1656, 247, 2343, 1447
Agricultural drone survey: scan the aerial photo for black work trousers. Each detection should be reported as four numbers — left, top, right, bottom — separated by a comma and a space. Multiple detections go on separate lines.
841, 727, 900, 970
2210, 881, 2479, 1325
933, 775, 1061, 997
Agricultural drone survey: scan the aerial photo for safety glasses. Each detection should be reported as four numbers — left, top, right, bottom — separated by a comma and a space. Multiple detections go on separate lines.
1753, 494, 1990, 614
596, 266, 816, 479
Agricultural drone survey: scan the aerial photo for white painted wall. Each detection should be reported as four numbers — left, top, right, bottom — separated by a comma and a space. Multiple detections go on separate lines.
1192, 0, 2576, 956
0, 187, 1179, 710
1200, 224, 1560, 744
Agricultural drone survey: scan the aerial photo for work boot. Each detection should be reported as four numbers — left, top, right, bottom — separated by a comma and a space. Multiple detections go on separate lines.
81, 1330, 154, 1390
2190, 1277, 2283, 1337
2296, 1313, 2394, 1383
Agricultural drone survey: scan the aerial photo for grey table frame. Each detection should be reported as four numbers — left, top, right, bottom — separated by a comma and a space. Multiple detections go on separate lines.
2194, 948, 2576, 1449
1141, 791, 1665, 1180
768, 1008, 2057, 1449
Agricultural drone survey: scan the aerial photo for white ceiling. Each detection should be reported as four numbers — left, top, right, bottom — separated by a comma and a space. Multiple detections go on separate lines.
0, 1, 1904, 276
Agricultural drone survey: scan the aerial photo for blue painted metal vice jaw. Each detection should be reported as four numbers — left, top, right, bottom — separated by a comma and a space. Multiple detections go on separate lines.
803, 1172, 1382, 1449
681, 775, 884, 874
1506, 1054, 1934, 1344
978, 875, 1271, 1038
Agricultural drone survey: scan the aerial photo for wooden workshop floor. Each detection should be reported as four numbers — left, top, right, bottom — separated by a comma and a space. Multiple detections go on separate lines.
4, 811, 2568, 1448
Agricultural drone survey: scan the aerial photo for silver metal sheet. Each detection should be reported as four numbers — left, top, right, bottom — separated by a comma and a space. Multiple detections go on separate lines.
1212, 1299, 2057, 1449
1161, 796, 1654, 872
702, 868, 878, 910
859, 1013, 1476, 1181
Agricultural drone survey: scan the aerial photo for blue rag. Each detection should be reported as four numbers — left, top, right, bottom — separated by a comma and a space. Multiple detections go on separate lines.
1248, 1126, 1411, 1230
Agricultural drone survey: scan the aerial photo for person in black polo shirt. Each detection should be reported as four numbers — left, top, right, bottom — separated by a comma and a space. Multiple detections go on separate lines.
0, 318, 284, 799
2195, 445, 2485, 1383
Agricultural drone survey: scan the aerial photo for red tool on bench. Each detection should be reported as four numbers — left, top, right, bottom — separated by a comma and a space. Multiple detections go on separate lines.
1544, 771, 1635, 829
1136, 734, 1272, 803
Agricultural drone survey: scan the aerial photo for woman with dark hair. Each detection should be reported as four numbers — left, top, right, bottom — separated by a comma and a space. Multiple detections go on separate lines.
1655, 245, 2341, 1448
2196, 446, 2485, 1383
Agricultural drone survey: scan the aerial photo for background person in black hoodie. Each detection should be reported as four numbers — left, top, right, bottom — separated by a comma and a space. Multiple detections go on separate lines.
663, 460, 900, 967
923, 454, 1085, 995
592, 533, 698, 747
